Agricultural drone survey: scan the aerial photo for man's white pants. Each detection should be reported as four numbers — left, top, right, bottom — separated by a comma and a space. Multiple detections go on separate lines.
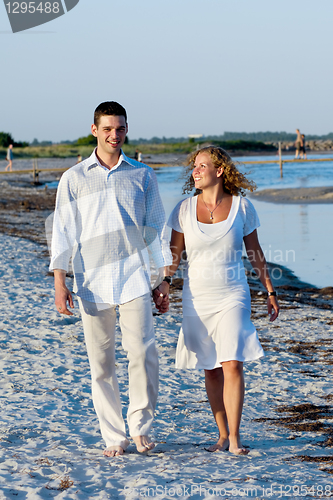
78, 293, 158, 449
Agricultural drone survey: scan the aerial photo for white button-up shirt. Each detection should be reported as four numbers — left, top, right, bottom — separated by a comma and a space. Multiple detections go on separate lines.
49, 149, 172, 305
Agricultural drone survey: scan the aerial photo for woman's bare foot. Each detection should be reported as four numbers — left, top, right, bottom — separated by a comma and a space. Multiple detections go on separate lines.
103, 446, 125, 457
207, 437, 229, 452
132, 435, 155, 453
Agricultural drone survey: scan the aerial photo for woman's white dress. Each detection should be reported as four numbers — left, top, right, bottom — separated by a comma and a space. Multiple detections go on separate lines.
168, 195, 264, 370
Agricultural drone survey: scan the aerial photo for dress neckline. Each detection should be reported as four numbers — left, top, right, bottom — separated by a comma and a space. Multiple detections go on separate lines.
198, 219, 227, 226
196, 194, 233, 225
191, 195, 240, 241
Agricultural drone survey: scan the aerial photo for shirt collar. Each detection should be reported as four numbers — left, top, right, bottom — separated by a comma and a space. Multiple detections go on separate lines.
86, 148, 133, 172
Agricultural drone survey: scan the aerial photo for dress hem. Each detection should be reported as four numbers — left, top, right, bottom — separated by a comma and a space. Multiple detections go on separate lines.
175, 351, 265, 371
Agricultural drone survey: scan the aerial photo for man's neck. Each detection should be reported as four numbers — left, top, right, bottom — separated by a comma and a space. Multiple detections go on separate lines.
96, 148, 122, 170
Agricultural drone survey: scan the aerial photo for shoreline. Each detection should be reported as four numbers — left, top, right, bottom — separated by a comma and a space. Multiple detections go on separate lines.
1, 148, 333, 167
2, 146, 333, 162
0, 178, 332, 310
250, 186, 333, 204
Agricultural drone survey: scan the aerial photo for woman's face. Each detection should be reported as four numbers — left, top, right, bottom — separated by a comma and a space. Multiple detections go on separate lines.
192, 152, 222, 190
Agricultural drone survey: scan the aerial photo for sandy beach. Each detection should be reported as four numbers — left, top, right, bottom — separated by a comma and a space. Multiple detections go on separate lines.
251, 186, 333, 204
1, 173, 333, 498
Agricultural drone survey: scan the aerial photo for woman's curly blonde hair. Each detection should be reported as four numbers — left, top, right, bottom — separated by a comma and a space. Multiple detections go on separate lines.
182, 146, 257, 196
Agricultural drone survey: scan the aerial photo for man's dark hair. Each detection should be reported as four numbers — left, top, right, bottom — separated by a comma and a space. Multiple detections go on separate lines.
94, 101, 127, 127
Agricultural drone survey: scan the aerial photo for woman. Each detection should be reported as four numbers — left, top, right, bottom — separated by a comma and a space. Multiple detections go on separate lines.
163, 146, 279, 455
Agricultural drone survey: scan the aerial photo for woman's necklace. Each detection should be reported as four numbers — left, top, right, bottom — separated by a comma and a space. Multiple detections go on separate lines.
201, 196, 223, 220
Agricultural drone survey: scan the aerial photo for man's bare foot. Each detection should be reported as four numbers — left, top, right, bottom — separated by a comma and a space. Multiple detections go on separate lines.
207, 437, 229, 452
132, 435, 155, 454
229, 437, 249, 455
229, 446, 249, 455
103, 446, 125, 457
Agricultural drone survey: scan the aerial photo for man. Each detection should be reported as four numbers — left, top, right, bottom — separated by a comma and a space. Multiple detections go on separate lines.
300, 134, 307, 160
50, 101, 172, 457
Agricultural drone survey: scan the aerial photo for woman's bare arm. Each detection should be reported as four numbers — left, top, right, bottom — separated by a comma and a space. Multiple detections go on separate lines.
152, 229, 185, 312
243, 229, 279, 322
168, 229, 185, 276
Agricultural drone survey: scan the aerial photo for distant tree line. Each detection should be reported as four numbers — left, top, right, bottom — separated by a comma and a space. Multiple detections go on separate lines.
217, 131, 333, 142
76, 134, 97, 146
0, 132, 29, 148
75, 134, 129, 146
1, 130, 333, 149
129, 131, 333, 145
209, 139, 275, 151
30, 138, 53, 147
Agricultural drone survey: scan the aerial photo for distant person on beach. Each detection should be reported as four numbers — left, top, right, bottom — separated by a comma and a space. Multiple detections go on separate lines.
138, 151, 142, 162
134, 149, 139, 160
300, 134, 307, 159
294, 129, 302, 159
76, 154, 82, 163
50, 101, 172, 457
5, 144, 13, 171
156, 146, 279, 455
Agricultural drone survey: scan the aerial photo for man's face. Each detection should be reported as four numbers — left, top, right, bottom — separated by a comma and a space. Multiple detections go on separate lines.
91, 115, 128, 156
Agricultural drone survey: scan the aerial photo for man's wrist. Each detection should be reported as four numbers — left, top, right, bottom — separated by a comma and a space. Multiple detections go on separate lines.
162, 276, 172, 285
54, 269, 67, 286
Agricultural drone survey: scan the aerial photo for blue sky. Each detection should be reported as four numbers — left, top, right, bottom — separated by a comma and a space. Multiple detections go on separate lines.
1, 0, 332, 143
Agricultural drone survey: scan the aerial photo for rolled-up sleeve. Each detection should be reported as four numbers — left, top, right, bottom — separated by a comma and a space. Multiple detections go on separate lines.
49, 173, 77, 272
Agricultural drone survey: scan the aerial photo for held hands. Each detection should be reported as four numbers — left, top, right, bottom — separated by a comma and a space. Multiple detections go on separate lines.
152, 280, 170, 314
267, 295, 279, 322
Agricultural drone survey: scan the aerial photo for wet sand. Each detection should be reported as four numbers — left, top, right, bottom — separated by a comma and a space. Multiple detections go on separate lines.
251, 186, 333, 204
0, 180, 56, 246
0, 177, 332, 308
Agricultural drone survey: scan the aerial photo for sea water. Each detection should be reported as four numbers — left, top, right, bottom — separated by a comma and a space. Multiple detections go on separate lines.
154, 154, 333, 289
36, 154, 333, 288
